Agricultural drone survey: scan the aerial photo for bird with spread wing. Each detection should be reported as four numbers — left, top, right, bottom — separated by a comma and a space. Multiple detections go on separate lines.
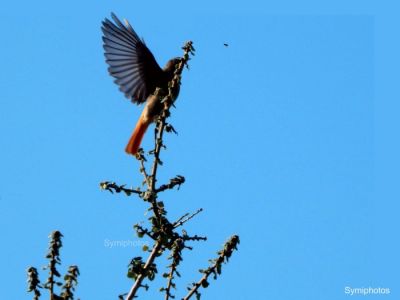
101, 13, 181, 155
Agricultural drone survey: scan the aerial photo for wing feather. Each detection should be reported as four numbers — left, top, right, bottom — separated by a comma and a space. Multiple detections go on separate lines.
101, 13, 163, 103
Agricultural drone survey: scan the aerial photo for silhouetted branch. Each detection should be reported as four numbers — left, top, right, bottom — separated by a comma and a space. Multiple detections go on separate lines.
182, 234, 207, 242
60, 265, 80, 300
182, 235, 240, 300
136, 150, 151, 188
126, 242, 162, 300
27, 231, 80, 300
134, 224, 157, 240
163, 238, 185, 300
156, 175, 185, 193
100, 181, 142, 196
124, 40, 196, 300
44, 231, 63, 300
173, 209, 203, 228
27, 267, 42, 300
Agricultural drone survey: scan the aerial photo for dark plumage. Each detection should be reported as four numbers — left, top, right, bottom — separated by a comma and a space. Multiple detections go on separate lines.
102, 13, 179, 103
101, 13, 181, 155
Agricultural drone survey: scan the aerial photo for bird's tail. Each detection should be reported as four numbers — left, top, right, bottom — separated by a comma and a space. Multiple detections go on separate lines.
125, 115, 151, 156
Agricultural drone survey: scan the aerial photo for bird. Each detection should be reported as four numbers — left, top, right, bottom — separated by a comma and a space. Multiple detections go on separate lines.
101, 13, 181, 155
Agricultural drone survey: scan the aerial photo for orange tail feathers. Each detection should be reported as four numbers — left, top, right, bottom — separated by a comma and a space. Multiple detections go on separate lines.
125, 116, 151, 155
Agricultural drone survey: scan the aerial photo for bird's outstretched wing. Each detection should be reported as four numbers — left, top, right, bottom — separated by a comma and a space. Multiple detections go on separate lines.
101, 13, 163, 103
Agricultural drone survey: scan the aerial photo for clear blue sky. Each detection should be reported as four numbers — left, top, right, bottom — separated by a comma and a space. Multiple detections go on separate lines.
0, 1, 399, 299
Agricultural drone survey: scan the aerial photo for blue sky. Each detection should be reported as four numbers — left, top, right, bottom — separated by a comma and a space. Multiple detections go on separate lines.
0, 1, 399, 299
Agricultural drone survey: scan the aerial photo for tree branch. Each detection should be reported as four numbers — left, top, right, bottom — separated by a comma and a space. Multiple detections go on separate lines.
100, 181, 142, 196
163, 238, 185, 300
182, 235, 240, 300
44, 231, 63, 300
137, 151, 151, 188
125, 241, 162, 300
27, 267, 41, 300
124, 40, 195, 300
173, 208, 203, 228
156, 175, 185, 193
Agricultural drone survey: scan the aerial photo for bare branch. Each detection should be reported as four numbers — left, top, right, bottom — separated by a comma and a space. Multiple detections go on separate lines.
173, 209, 203, 228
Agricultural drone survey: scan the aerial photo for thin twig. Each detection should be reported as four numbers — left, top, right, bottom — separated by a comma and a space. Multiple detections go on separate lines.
173, 213, 189, 226
173, 208, 203, 228
134, 224, 157, 240
147, 115, 168, 219
164, 239, 184, 300
150, 122, 163, 192
156, 175, 185, 193
182, 235, 240, 300
100, 181, 142, 196
182, 235, 207, 242
138, 153, 151, 188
